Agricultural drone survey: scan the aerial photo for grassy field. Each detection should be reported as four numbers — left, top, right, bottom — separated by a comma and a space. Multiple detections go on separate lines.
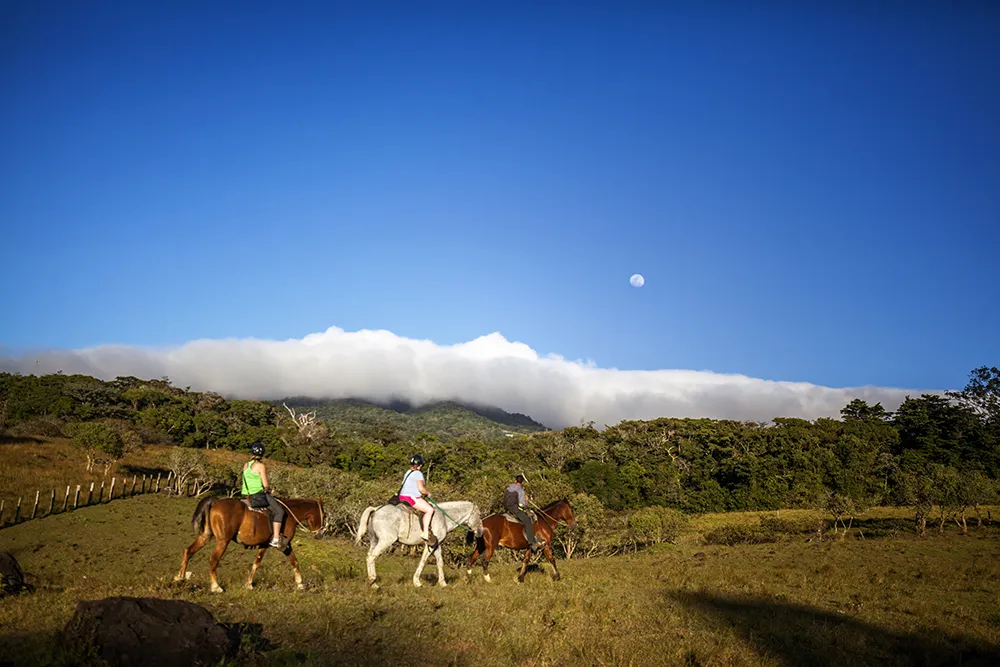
3, 437, 1000, 665
2, 491, 999, 667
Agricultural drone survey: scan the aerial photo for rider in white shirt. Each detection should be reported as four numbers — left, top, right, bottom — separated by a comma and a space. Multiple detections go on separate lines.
398, 454, 435, 542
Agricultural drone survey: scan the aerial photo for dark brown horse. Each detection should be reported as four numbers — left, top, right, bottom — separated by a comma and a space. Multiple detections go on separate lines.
174, 495, 325, 593
466, 498, 577, 583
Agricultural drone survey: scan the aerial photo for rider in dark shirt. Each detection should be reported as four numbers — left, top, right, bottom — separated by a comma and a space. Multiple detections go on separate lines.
503, 474, 545, 550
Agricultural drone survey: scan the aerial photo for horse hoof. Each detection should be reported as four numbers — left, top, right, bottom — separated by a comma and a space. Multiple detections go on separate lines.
185, 571, 192, 580
211, 585, 224, 594
413, 580, 423, 588
297, 583, 305, 591
466, 569, 473, 576
438, 581, 448, 588
484, 574, 492, 583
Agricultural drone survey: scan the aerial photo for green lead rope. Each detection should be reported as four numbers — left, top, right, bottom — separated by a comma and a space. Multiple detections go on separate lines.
426, 497, 473, 533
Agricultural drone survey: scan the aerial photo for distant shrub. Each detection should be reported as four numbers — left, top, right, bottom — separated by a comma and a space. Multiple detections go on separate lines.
8, 415, 66, 438
627, 506, 689, 547
704, 523, 767, 546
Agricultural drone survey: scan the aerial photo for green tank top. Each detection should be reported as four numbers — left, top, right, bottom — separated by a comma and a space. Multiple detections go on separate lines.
241, 459, 264, 495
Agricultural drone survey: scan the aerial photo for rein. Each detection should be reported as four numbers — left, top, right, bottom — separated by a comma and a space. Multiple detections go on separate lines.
426, 497, 474, 533
529, 500, 562, 528
275, 498, 322, 537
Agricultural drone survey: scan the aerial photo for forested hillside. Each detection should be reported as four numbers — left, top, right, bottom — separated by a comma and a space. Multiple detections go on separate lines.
2, 367, 998, 533
280, 397, 547, 442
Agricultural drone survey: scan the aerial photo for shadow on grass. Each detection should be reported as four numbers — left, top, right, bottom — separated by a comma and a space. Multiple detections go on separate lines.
0, 434, 45, 445
673, 590, 1000, 667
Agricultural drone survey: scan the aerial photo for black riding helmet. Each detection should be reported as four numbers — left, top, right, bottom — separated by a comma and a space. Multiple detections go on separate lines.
410, 454, 424, 466
250, 441, 265, 457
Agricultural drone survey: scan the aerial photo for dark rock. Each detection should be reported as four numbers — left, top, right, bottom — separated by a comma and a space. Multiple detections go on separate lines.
0, 552, 27, 597
60, 596, 239, 666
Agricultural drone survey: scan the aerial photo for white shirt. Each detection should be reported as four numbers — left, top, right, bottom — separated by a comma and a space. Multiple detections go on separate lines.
400, 469, 424, 498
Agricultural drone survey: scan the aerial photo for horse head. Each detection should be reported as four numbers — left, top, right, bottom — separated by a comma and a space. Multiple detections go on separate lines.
287, 497, 326, 539
544, 498, 577, 528
311, 496, 327, 539
469, 503, 485, 538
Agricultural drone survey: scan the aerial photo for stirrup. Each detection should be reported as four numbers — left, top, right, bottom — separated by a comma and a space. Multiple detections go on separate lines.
269, 537, 282, 548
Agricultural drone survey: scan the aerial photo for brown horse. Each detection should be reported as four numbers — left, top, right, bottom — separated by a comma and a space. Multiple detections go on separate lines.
174, 495, 325, 593
466, 498, 577, 583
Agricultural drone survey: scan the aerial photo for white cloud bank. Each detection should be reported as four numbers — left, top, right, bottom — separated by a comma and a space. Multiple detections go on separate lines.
0, 326, 934, 429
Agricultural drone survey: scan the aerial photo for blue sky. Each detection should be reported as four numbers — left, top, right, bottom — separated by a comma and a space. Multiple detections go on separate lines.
2, 1, 998, 395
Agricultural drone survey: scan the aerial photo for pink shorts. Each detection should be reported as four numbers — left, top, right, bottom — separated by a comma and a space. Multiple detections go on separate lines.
399, 495, 417, 507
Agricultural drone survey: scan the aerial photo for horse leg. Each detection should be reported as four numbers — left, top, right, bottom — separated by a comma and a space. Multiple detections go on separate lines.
434, 544, 447, 587
366, 536, 393, 589
481, 541, 495, 583
517, 548, 532, 583
174, 532, 209, 583
245, 548, 267, 590
543, 544, 560, 581
208, 538, 231, 593
412, 543, 433, 587
283, 547, 305, 591
466, 545, 481, 577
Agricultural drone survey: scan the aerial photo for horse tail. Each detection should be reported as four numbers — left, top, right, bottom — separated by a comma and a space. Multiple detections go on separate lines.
191, 495, 216, 537
355, 506, 377, 545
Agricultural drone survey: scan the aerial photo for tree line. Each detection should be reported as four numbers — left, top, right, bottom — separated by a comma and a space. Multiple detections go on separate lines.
2, 367, 998, 541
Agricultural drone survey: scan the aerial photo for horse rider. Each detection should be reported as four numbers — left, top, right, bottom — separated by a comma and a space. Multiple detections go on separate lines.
504, 474, 545, 550
398, 454, 436, 543
241, 441, 286, 548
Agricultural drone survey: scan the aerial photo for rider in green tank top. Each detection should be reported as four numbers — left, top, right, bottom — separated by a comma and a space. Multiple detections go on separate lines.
241, 460, 264, 495
242, 442, 285, 548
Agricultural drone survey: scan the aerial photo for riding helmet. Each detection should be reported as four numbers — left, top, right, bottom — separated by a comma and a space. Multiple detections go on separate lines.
410, 454, 424, 466
250, 441, 265, 457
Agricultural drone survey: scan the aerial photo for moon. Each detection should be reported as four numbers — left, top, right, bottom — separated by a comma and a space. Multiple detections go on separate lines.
629, 273, 645, 288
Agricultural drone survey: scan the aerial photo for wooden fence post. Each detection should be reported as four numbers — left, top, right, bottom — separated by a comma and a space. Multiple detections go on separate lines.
31, 490, 40, 519
131, 475, 137, 496
63, 486, 70, 512
87, 482, 94, 505
74, 485, 82, 508
110, 477, 116, 501
0, 499, 5, 525
141, 475, 146, 494
14, 498, 21, 523
48, 489, 55, 515
156, 473, 161, 493
99, 480, 105, 503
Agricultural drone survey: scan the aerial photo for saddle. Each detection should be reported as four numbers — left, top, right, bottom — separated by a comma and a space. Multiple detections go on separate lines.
240, 498, 269, 515
502, 509, 536, 524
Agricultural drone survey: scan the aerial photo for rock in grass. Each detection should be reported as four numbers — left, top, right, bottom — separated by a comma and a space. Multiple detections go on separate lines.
59, 596, 238, 666
0, 552, 27, 597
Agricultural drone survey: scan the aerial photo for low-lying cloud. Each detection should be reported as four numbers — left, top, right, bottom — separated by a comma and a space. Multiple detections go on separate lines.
0, 326, 934, 429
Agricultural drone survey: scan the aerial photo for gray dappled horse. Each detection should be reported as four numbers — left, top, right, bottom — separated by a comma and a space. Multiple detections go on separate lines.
355, 500, 483, 588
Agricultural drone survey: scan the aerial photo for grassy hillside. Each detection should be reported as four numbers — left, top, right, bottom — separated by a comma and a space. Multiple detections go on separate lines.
1, 493, 999, 666
279, 397, 549, 442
